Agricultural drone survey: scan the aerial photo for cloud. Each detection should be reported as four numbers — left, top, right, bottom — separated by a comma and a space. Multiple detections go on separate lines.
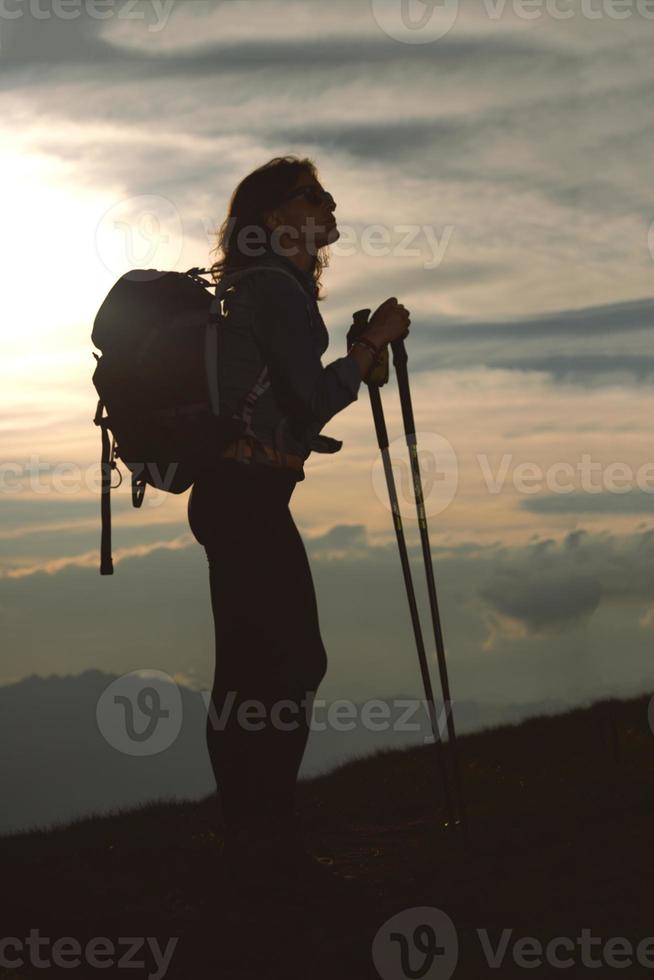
493, 355, 654, 385
434, 296, 654, 341
0, 10, 564, 73
480, 569, 602, 634
477, 527, 654, 640
393, 295, 654, 387
522, 491, 654, 515
1, 532, 194, 579
0, 496, 133, 531
305, 522, 368, 559
2, 518, 654, 715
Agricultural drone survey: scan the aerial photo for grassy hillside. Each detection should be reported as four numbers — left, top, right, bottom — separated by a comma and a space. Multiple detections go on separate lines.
1, 694, 652, 979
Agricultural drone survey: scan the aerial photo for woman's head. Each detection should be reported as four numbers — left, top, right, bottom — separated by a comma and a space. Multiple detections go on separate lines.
210, 155, 338, 300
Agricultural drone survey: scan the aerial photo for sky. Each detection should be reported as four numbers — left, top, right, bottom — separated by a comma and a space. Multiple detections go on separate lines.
1, 0, 654, 734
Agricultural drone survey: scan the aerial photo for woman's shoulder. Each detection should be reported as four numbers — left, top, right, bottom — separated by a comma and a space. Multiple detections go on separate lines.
223, 265, 312, 315
220, 263, 306, 292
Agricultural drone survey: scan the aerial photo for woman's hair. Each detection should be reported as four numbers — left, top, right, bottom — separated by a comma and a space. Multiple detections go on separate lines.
209, 155, 330, 301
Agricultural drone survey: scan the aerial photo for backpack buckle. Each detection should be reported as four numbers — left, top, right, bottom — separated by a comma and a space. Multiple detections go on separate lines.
131, 472, 147, 508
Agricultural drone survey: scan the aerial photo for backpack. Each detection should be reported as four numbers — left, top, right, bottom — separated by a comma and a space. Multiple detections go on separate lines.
91, 263, 304, 576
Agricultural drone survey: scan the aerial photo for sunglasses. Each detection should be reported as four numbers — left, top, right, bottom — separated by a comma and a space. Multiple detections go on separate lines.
277, 185, 335, 208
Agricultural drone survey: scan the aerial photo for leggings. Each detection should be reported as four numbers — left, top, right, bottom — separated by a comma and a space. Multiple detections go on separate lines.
187, 459, 328, 840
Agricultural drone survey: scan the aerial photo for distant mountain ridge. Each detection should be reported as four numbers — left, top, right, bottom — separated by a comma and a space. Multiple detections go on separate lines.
0, 669, 570, 836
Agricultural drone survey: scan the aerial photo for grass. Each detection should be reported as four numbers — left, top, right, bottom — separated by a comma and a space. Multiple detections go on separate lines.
1, 694, 652, 979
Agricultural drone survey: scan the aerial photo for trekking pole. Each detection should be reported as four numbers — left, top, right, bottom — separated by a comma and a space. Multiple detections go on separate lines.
389, 330, 467, 834
348, 310, 459, 834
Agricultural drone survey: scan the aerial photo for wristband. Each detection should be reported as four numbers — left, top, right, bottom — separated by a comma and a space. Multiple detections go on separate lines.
349, 340, 378, 366
349, 340, 378, 381
354, 334, 383, 356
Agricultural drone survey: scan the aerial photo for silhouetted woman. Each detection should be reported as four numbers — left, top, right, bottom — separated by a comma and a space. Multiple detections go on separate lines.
187, 155, 410, 896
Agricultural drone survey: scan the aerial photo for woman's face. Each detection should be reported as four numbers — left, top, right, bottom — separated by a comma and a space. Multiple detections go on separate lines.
265, 171, 339, 257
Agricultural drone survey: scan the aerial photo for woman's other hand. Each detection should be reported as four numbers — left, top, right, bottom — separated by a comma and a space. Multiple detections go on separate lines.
365, 297, 411, 346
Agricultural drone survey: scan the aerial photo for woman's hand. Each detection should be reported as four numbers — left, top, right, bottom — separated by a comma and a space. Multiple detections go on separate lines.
365, 297, 411, 346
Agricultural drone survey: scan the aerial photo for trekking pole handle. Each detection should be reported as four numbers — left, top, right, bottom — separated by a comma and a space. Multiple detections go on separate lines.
348, 309, 391, 387
347, 308, 372, 345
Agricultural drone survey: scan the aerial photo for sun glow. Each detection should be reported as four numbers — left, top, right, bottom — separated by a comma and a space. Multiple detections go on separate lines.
0, 136, 135, 433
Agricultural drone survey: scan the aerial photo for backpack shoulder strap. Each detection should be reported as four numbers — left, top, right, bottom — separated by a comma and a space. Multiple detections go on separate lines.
212, 264, 311, 308
204, 265, 312, 426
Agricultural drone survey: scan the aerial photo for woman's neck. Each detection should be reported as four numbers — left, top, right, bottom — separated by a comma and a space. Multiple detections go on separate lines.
271, 242, 315, 277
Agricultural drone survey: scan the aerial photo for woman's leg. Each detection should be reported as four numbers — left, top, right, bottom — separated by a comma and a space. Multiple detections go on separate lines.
190, 462, 327, 851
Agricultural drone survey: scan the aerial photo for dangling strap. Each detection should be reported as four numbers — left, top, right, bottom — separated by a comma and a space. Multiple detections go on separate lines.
93, 399, 114, 575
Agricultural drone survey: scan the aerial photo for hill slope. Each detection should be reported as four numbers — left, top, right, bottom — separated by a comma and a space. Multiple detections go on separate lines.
1, 694, 652, 980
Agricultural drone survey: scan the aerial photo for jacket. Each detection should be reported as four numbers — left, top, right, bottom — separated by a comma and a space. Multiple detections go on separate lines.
215, 247, 363, 482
